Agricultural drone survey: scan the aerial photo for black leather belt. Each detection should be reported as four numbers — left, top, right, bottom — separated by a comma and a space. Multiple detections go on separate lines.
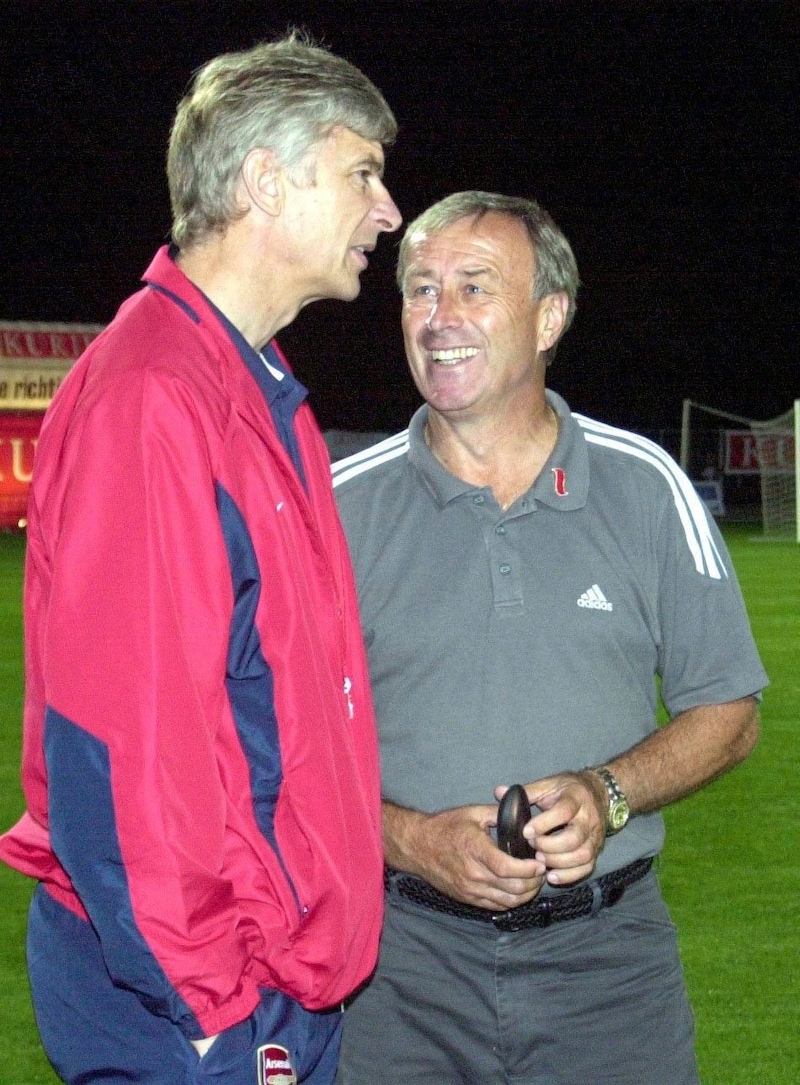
386, 857, 653, 933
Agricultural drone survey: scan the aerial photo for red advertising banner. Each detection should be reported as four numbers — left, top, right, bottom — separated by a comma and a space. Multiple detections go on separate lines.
0, 321, 104, 528
0, 320, 103, 410
725, 430, 796, 475
0, 411, 44, 528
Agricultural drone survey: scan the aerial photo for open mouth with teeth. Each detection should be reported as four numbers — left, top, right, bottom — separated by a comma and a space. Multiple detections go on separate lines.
430, 347, 480, 365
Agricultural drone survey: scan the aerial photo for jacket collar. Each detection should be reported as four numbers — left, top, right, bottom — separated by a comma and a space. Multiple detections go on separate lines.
141, 246, 301, 435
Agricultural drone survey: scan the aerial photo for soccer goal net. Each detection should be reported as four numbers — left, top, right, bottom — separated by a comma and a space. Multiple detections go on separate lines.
680, 399, 799, 541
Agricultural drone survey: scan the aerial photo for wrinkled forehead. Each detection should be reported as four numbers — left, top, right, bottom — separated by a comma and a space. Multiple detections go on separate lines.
307, 124, 387, 175
402, 213, 535, 284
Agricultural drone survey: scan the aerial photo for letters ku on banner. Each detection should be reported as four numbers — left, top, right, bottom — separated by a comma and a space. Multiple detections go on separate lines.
0, 412, 41, 528
0, 321, 104, 528
0, 320, 104, 410
725, 429, 796, 475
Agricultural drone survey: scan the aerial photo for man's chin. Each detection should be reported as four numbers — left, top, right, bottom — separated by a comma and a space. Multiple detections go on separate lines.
300, 277, 361, 310
331, 275, 362, 302
304, 270, 363, 305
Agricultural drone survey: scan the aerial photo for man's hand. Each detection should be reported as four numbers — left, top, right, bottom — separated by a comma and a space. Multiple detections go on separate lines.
383, 801, 545, 912
496, 773, 608, 888
494, 699, 761, 888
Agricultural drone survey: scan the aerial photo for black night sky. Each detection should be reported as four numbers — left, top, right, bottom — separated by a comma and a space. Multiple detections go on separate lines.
1, 0, 797, 438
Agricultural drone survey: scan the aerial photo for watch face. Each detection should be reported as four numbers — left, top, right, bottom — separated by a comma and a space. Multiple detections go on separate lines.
609, 801, 630, 831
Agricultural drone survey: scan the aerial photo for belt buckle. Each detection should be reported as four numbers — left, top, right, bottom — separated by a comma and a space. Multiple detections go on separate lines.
492, 899, 554, 932
492, 911, 524, 933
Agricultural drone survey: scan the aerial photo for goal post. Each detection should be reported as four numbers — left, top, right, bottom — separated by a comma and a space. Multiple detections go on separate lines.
680, 399, 799, 541
679, 399, 754, 474
750, 400, 800, 542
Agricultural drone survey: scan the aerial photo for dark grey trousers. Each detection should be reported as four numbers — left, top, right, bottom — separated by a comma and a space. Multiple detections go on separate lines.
337, 872, 699, 1085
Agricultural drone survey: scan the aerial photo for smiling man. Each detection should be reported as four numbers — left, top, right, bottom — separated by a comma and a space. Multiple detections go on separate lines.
0, 32, 400, 1085
332, 191, 766, 1084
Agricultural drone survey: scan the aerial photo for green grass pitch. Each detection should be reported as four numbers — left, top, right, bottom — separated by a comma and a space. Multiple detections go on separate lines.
0, 527, 797, 1083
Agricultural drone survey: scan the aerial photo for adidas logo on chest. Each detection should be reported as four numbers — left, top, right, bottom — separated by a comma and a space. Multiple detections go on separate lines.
577, 584, 613, 611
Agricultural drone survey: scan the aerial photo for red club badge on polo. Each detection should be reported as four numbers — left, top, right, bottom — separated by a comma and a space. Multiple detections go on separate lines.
552, 467, 568, 496
257, 1044, 297, 1085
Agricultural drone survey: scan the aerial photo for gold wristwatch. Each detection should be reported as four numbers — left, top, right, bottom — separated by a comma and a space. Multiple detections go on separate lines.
588, 766, 630, 835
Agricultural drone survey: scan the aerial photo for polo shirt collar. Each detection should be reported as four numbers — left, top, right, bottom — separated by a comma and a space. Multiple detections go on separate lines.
534, 390, 589, 511
209, 300, 308, 415
407, 390, 589, 512
407, 407, 472, 507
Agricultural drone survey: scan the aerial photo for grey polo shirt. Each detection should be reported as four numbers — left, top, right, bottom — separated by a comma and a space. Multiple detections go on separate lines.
332, 391, 767, 879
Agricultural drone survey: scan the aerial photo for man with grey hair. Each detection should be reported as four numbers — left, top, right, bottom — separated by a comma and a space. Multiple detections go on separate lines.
0, 32, 400, 1084
332, 191, 766, 1083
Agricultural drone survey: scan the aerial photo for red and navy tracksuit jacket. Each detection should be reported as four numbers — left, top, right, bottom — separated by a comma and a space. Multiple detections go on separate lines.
0, 247, 384, 1040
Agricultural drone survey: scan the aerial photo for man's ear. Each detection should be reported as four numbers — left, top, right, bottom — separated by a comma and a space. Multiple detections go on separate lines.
538, 292, 569, 353
240, 147, 283, 217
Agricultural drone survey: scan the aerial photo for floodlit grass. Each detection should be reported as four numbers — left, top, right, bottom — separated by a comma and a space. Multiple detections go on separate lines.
0, 527, 797, 1083
660, 528, 800, 1083
0, 532, 60, 1083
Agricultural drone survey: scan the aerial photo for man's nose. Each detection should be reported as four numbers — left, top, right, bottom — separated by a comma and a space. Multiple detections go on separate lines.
426, 290, 462, 330
371, 183, 402, 233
